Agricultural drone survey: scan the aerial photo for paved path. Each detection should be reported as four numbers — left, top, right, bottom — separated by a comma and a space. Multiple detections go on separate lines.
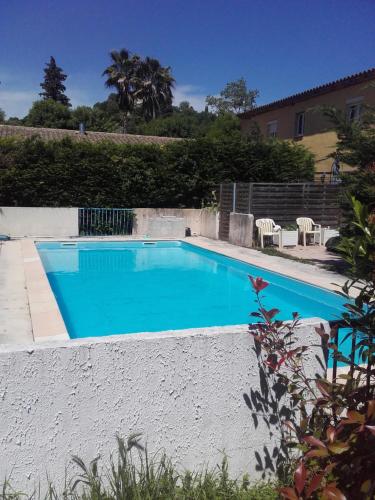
189, 237, 348, 292
0, 240, 33, 344
279, 244, 343, 266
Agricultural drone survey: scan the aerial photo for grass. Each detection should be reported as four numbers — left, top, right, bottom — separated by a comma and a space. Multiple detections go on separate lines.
2, 435, 278, 499
258, 246, 350, 276
258, 246, 315, 264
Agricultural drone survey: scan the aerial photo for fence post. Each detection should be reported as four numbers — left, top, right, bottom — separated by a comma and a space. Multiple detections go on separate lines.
248, 183, 253, 214
232, 183, 236, 213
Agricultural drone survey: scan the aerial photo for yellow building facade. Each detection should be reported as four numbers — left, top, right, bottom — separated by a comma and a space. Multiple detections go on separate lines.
239, 69, 375, 182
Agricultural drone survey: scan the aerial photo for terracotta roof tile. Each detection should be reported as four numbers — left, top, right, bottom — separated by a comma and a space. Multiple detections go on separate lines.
239, 68, 375, 119
0, 124, 181, 145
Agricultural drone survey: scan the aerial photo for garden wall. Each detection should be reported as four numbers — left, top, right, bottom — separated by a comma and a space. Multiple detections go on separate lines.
0, 207, 79, 238
133, 208, 201, 236
0, 319, 326, 492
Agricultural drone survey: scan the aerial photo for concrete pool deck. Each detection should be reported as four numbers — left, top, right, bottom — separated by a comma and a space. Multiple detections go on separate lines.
0, 236, 349, 344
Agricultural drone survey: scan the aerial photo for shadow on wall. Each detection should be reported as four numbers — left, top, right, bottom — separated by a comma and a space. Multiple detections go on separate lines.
243, 338, 292, 479
243, 333, 327, 481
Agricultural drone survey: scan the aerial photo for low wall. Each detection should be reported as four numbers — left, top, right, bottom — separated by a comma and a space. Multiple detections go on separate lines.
229, 213, 254, 248
0, 319, 326, 492
200, 209, 219, 239
148, 217, 186, 238
0, 207, 79, 238
133, 208, 201, 236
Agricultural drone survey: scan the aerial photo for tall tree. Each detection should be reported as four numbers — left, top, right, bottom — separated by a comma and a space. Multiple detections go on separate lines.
206, 78, 258, 114
134, 57, 175, 121
39, 56, 70, 106
103, 49, 175, 130
0, 108, 5, 123
24, 100, 72, 129
102, 49, 139, 133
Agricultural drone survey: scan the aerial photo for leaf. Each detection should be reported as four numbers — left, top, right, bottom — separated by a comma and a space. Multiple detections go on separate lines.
305, 448, 329, 458
265, 307, 280, 320
361, 480, 372, 494
306, 473, 324, 497
303, 435, 326, 449
294, 460, 307, 495
283, 420, 296, 433
279, 486, 299, 500
365, 425, 375, 436
327, 441, 350, 454
249, 275, 269, 292
346, 410, 365, 424
367, 400, 375, 419
315, 324, 326, 336
322, 483, 347, 500
316, 380, 331, 397
326, 426, 336, 443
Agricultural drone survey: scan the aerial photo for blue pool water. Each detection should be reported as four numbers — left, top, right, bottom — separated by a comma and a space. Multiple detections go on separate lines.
37, 240, 348, 348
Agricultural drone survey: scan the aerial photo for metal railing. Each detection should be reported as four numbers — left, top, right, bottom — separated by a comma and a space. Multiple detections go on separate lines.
79, 208, 134, 236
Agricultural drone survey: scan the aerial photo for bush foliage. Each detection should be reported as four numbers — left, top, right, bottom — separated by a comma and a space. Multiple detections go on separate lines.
0, 136, 314, 208
249, 197, 375, 499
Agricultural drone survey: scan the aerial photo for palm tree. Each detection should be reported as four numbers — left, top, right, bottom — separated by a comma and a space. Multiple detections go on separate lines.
133, 57, 175, 121
102, 49, 140, 133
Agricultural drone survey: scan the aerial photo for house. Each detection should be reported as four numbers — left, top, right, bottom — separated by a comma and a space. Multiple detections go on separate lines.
0, 124, 181, 145
238, 68, 375, 182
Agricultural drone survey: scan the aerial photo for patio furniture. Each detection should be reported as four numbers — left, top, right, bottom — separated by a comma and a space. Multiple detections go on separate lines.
320, 227, 340, 245
255, 218, 281, 248
296, 217, 322, 246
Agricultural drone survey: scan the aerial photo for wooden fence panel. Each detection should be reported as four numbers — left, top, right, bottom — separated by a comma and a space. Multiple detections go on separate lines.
218, 184, 234, 241
218, 183, 342, 241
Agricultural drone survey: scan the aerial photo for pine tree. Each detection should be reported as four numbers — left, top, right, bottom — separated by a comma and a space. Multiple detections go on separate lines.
39, 56, 70, 106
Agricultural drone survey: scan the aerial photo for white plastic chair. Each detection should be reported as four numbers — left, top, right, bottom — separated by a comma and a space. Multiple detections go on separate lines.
255, 218, 281, 248
296, 217, 322, 246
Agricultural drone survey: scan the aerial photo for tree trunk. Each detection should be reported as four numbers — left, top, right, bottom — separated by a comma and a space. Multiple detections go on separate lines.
122, 112, 128, 134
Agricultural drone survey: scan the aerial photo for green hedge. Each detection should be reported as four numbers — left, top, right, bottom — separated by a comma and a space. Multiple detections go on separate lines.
0, 136, 314, 207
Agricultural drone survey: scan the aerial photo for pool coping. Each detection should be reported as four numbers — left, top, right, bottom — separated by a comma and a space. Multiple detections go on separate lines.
21, 239, 69, 342
24, 236, 349, 343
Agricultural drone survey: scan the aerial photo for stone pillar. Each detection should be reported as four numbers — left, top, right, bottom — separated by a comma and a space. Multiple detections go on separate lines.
229, 213, 254, 248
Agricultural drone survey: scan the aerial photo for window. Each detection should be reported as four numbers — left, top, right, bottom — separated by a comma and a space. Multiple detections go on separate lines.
266, 120, 277, 137
295, 112, 305, 137
346, 97, 363, 123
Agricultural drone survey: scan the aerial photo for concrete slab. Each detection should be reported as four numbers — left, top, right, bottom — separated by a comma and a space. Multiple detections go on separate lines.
0, 240, 33, 344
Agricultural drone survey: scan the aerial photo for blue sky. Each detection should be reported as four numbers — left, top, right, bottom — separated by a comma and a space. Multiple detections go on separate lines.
1, 0, 374, 118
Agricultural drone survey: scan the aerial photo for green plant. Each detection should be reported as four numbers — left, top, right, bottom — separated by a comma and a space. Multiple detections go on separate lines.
323, 105, 375, 238
102, 49, 175, 131
201, 190, 219, 212
0, 136, 314, 208
249, 198, 375, 499
0, 435, 278, 499
39, 56, 70, 107
282, 224, 298, 231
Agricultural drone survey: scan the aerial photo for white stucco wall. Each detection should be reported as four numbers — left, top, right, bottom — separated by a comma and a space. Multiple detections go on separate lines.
0, 319, 326, 492
0, 207, 79, 237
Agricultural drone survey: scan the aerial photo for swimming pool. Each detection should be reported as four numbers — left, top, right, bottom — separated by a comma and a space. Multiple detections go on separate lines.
37, 240, 347, 342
